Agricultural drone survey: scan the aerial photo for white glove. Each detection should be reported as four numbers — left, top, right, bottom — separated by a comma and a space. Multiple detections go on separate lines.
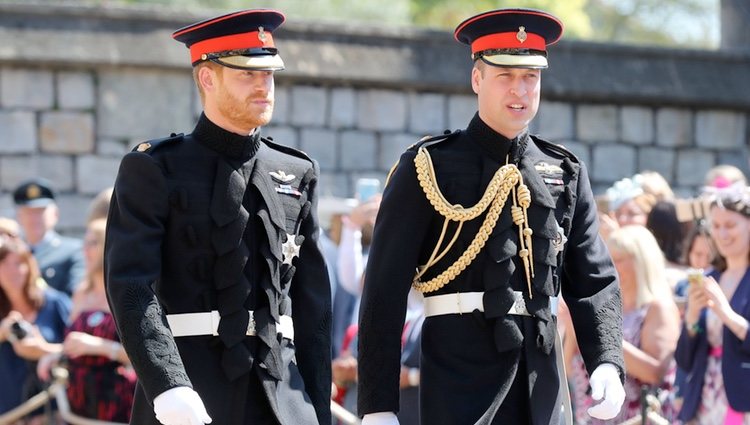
362, 411, 400, 425
587, 363, 625, 420
153, 386, 212, 425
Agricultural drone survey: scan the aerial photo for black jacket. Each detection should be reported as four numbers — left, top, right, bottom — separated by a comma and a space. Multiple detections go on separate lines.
105, 114, 331, 425
358, 114, 624, 425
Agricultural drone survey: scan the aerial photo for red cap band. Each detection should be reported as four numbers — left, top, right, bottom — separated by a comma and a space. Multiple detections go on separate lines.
189, 31, 275, 63
471, 31, 546, 54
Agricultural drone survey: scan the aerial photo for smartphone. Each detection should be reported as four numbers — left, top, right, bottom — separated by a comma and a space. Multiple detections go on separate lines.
355, 178, 381, 202
687, 268, 704, 288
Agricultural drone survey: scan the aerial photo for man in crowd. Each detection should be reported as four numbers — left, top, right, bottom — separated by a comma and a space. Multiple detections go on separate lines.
13, 178, 85, 296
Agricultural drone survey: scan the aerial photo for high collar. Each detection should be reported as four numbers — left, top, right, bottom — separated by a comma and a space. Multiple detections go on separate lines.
192, 113, 261, 160
465, 112, 529, 164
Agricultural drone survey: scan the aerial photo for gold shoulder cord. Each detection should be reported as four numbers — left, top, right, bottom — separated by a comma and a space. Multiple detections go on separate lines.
412, 147, 535, 298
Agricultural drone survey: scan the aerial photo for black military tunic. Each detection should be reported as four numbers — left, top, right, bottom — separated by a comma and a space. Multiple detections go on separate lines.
105, 114, 331, 425
358, 113, 624, 425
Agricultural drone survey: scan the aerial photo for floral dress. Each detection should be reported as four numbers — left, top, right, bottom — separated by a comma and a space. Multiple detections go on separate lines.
65, 310, 136, 421
686, 310, 750, 425
570, 305, 676, 424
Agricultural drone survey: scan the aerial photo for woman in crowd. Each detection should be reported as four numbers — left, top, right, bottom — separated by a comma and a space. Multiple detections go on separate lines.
676, 187, 750, 424
0, 227, 70, 424
38, 218, 136, 422
567, 225, 680, 423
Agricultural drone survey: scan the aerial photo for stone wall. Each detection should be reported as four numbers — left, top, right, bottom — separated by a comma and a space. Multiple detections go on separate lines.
0, 2, 748, 234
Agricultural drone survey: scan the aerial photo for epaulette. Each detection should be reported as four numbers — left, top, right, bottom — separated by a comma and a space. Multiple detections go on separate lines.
407, 129, 461, 151
531, 135, 579, 163
261, 137, 312, 163
132, 133, 184, 154
385, 129, 460, 188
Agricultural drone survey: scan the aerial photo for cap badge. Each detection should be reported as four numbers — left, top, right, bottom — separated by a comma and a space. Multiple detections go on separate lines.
258, 26, 267, 43
516, 26, 527, 43
136, 142, 152, 152
27, 185, 41, 199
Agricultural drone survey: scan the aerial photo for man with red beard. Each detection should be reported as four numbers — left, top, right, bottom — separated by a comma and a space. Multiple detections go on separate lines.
104, 10, 331, 425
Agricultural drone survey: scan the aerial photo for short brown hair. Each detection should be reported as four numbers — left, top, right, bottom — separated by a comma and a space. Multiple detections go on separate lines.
193, 61, 223, 105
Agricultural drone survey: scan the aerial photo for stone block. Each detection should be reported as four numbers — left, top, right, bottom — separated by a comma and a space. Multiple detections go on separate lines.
447, 94, 476, 131
97, 139, 130, 156
620, 106, 654, 145
299, 128, 337, 171
409, 93, 446, 135
340, 131, 377, 171
676, 150, 716, 187
696, 110, 746, 150
0, 111, 36, 153
57, 71, 95, 110
329, 88, 356, 129
317, 172, 350, 201
357, 89, 407, 132
538, 101, 574, 140
272, 85, 289, 125
0, 196, 14, 221
76, 155, 121, 195
264, 126, 298, 149
637, 147, 675, 181
55, 194, 92, 233
557, 140, 590, 166
380, 133, 417, 171
39, 111, 95, 154
0, 155, 75, 191
97, 69, 195, 140
576, 104, 618, 143
591, 144, 636, 183
0, 68, 54, 109
290, 86, 327, 127
717, 149, 750, 177
656, 108, 692, 147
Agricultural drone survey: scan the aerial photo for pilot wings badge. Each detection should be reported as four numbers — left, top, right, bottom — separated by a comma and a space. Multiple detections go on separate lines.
269, 170, 296, 183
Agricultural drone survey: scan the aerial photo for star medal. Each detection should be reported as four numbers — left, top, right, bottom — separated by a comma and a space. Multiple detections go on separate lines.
282, 233, 301, 265
553, 223, 568, 253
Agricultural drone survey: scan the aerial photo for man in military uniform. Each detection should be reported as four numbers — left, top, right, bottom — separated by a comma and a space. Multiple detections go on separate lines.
105, 10, 331, 425
358, 9, 626, 425
13, 178, 85, 297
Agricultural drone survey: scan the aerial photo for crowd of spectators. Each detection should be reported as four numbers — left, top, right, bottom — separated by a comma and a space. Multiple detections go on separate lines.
3, 163, 750, 425
561, 164, 750, 424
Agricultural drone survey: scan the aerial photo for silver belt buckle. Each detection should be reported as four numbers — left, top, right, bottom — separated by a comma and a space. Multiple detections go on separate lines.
507, 291, 530, 316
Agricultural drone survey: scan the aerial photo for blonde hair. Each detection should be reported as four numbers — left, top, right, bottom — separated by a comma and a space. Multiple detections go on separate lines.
86, 187, 113, 224
80, 218, 107, 293
640, 171, 674, 202
704, 165, 747, 188
607, 225, 671, 309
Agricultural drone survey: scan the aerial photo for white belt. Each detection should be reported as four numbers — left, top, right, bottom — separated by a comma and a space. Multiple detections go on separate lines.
166, 310, 294, 340
424, 291, 559, 318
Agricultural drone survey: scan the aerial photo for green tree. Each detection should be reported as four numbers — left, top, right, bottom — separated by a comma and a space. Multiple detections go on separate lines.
409, 0, 592, 38
586, 0, 717, 47
8, 0, 716, 48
